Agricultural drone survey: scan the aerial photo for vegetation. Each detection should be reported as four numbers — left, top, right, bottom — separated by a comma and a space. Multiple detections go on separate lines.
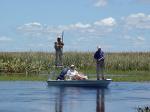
0, 74, 47, 81
0, 52, 150, 81
137, 106, 150, 112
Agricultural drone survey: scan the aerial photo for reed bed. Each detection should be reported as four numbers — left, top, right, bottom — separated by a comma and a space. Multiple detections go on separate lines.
137, 106, 150, 112
0, 52, 150, 74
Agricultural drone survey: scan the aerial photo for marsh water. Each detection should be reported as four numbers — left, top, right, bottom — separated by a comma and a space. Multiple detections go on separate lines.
0, 81, 150, 112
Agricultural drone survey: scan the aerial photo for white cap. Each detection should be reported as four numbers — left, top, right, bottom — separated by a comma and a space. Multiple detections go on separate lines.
97, 45, 101, 49
57, 36, 61, 38
70, 64, 75, 68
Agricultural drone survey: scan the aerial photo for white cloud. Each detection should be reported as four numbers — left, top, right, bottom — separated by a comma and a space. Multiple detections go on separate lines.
124, 13, 150, 29
18, 22, 43, 31
17, 22, 65, 38
94, 17, 116, 26
17, 18, 116, 39
94, 0, 107, 7
17, 22, 50, 37
16, 18, 117, 51
13, 13, 150, 51
137, 36, 145, 41
124, 35, 145, 47
56, 22, 91, 32
0, 36, 12, 42
93, 0, 150, 8
25, 22, 42, 27
70, 22, 91, 29
65, 19, 116, 37
133, 37, 145, 46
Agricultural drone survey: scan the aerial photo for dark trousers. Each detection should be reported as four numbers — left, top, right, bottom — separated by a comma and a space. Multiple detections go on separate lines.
96, 60, 105, 80
55, 50, 63, 66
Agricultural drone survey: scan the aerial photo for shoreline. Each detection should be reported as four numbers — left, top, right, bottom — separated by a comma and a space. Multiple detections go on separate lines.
0, 70, 150, 82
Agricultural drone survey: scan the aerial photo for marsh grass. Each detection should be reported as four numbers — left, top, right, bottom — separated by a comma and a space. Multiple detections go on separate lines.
0, 52, 150, 80
137, 106, 150, 112
0, 71, 150, 81
0, 74, 47, 81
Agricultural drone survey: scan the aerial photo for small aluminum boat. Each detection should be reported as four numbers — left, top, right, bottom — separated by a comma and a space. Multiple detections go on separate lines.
47, 79, 112, 88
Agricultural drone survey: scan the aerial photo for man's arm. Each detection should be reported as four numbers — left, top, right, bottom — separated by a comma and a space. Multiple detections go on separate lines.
57, 42, 64, 48
98, 51, 104, 61
94, 51, 97, 60
98, 57, 104, 61
54, 42, 57, 49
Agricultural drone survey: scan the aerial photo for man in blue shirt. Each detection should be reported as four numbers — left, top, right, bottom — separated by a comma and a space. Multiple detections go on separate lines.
94, 46, 105, 80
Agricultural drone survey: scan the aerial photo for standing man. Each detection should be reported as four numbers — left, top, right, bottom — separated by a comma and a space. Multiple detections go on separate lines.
94, 46, 105, 80
54, 36, 64, 67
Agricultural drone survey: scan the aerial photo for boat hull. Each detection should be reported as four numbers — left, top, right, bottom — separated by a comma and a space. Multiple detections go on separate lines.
47, 79, 112, 88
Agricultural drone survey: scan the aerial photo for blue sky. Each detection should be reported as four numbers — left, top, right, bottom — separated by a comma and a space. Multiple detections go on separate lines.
0, 0, 150, 52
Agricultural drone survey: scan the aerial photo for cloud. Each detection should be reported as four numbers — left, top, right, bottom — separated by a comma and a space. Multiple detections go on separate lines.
16, 18, 117, 51
93, 0, 150, 8
123, 13, 150, 29
14, 13, 150, 51
18, 22, 43, 31
137, 36, 145, 41
17, 22, 52, 37
56, 22, 91, 32
17, 22, 65, 38
0, 36, 12, 42
124, 35, 145, 47
133, 36, 145, 46
94, 0, 107, 7
17, 22, 43, 36
94, 17, 116, 26
17, 17, 116, 39
70, 22, 91, 29
65, 18, 116, 38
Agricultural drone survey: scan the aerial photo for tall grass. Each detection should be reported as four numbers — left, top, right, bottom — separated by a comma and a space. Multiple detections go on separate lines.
0, 52, 150, 74
0, 52, 53, 74
137, 106, 150, 112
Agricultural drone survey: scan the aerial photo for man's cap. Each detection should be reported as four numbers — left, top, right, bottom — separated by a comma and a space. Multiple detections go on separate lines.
57, 37, 61, 39
57, 35, 61, 38
70, 64, 75, 68
97, 45, 101, 49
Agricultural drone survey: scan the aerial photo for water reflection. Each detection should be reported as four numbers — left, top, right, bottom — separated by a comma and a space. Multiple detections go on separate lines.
96, 89, 105, 112
55, 87, 64, 112
1, 82, 150, 112
52, 87, 105, 112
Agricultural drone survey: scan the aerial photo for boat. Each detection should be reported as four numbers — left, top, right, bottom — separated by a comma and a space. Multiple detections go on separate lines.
47, 79, 112, 88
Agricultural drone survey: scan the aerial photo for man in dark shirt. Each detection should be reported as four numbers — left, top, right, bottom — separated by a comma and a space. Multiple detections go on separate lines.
56, 67, 69, 80
94, 46, 105, 80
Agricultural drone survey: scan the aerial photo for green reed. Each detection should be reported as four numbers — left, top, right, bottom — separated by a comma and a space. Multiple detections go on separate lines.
137, 106, 150, 112
0, 52, 150, 74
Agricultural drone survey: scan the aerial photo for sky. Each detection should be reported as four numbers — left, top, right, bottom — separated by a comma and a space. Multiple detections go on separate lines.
0, 0, 150, 52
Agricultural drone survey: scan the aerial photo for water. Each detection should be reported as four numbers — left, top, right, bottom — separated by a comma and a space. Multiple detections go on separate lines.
0, 81, 150, 112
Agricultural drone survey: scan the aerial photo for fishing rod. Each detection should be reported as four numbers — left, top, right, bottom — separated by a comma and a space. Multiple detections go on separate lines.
61, 31, 64, 43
